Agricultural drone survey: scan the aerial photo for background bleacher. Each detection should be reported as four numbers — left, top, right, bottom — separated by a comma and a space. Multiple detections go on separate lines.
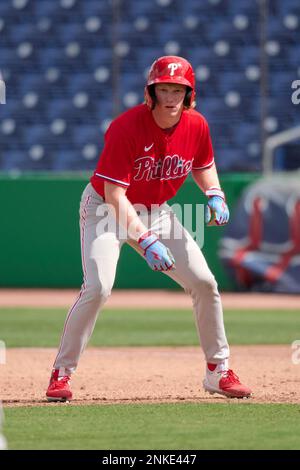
0, 0, 299, 173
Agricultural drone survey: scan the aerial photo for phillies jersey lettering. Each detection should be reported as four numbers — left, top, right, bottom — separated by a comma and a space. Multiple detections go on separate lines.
133, 155, 193, 181
91, 104, 214, 207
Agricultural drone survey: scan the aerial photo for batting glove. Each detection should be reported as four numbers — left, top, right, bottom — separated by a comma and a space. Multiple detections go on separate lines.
138, 231, 175, 271
205, 188, 230, 226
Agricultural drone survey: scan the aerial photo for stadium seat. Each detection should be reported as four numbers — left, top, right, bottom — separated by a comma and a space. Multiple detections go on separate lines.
0, 0, 299, 172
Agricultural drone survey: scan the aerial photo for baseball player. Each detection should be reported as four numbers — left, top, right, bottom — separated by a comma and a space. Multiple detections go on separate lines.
46, 56, 252, 401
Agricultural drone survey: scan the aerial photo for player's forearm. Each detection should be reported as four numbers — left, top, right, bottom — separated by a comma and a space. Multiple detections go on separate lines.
104, 182, 148, 240
192, 163, 221, 193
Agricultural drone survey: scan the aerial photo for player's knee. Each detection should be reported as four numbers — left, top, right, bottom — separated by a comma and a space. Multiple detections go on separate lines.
98, 284, 112, 300
84, 283, 112, 303
192, 276, 218, 296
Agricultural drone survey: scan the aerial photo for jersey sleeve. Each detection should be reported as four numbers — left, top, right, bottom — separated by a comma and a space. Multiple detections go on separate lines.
192, 118, 215, 170
93, 121, 135, 189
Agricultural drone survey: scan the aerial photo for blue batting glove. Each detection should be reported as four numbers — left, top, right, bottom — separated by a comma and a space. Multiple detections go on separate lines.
138, 231, 175, 271
205, 188, 230, 226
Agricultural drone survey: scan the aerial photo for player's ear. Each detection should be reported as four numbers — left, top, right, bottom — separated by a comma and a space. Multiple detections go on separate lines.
184, 88, 195, 108
144, 85, 156, 109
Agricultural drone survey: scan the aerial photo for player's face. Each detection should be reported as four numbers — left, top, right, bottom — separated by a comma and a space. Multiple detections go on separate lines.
154, 83, 186, 117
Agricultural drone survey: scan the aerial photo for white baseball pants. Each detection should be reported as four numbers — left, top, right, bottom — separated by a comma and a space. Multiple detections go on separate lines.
53, 183, 229, 375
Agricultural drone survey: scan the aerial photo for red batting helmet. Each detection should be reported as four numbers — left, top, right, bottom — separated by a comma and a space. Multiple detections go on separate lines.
145, 56, 196, 108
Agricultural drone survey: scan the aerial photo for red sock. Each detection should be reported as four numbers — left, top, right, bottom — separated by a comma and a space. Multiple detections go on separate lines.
207, 363, 217, 371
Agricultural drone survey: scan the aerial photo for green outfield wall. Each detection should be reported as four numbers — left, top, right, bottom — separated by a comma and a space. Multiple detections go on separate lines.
0, 172, 259, 290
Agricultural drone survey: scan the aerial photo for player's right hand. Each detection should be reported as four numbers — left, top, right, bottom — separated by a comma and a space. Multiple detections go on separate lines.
138, 231, 175, 271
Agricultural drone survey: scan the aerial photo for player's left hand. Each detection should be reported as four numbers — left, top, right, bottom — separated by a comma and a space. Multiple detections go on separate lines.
205, 189, 229, 226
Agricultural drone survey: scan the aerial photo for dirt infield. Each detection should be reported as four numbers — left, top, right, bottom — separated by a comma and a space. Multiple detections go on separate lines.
1, 289, 299, 407
0, 289, 300, 309
1, 345, 299, 407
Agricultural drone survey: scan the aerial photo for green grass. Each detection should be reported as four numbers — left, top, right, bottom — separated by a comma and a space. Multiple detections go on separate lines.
4, 403, 300, 450
0, 307, 299, 347
2, 308, 299, 451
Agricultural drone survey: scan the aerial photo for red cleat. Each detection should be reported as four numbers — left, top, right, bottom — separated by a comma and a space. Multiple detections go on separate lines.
203, 367, 252, 399
46, 369, 72, 402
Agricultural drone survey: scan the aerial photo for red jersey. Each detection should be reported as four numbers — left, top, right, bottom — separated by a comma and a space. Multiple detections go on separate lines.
90, 104, 214, 207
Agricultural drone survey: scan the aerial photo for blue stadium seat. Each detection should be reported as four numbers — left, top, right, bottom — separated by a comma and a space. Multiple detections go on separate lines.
8, 23, 37, 44
187, 47, 216, 69
0, 0, 299, 172
234, 123, 260, 147
67, 73, 95, 95
52, 149, 83, 170
217, 71, 245, 95
33, 0, 61, 17
47, 98, 78, 122
72, 124, 102, 148
56, 23, 83, 44
0, 47, 18, 68
17, 73, 48, 95
0, 151, 26, 171
269, 71, 296, 95
0, 3, 12, 16
236, 46, 260, 68
37, 47, 66, 71
217, 148, 260, 172
287, 46, 300, 66
134, 48, 164, 74
277, 0, 300, 16
87, 48, 112, 68
21, 126, 52, 156
205, 21, 238, 43
0, 100, 20, 119
82, 0, 111, 16
227, 0, 258, 17
126, 1, 158, 18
